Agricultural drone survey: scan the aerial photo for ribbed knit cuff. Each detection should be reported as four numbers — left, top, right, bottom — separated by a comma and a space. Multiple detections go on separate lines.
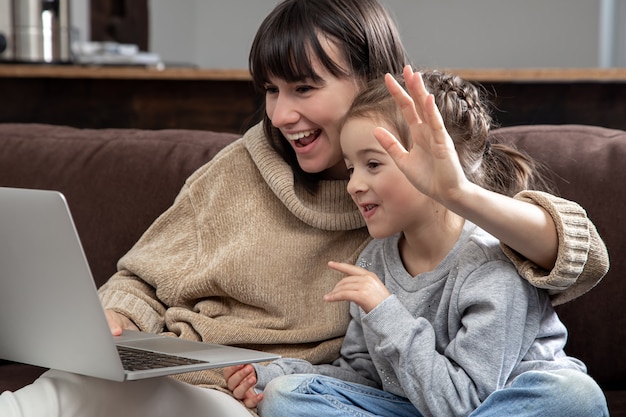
501, 190, 592, 305
99, 290, 164, 333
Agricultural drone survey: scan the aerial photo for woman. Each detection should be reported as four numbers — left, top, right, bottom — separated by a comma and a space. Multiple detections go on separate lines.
0, 0, 608, 416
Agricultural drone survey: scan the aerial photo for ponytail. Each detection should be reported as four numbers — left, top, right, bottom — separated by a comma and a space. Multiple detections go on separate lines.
481, 140, 554, 196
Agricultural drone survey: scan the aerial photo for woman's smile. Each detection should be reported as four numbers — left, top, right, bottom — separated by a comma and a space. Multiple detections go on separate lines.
284, 129, 322, 149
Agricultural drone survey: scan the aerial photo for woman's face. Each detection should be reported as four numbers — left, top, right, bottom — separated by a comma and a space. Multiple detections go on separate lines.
264, 39, 362, 179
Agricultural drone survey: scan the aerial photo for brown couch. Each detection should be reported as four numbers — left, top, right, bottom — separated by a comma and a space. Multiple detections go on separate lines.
0, 123, 624, 415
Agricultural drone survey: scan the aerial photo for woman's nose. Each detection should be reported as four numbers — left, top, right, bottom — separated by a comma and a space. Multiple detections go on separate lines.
267, 94, 299, 127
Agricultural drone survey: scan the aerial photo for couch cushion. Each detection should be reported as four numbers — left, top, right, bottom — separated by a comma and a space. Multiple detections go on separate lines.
0, 123, 239, 288
491, 124, 626, 391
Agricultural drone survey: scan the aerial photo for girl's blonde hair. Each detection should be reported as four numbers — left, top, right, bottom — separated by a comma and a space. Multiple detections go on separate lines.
344, 70, 552, 196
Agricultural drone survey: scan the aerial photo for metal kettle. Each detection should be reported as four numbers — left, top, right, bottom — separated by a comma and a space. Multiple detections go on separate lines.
0, 0, 71, 63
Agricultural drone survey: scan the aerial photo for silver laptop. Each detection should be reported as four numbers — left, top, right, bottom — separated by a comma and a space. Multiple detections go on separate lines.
0, 187, 279, 381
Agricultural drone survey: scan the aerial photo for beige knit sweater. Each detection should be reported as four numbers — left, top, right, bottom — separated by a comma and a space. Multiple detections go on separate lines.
98, 123, 608, 390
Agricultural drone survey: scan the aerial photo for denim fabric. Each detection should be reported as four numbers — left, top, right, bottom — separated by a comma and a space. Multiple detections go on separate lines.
258, 369, 608, 417
470, 369, 608, 417
258, 374, 420, 417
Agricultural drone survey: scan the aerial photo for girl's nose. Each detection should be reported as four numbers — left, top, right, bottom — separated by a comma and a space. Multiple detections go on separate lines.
346, 170, 366, 196
268, 94, 299, 128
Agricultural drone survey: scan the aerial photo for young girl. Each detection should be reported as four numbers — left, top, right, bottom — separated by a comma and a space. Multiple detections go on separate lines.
226, 69, 608, 416
0, 0, 608, 416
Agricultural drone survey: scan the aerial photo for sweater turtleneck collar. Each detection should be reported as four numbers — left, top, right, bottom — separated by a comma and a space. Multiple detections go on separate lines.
243, 123, 365, 232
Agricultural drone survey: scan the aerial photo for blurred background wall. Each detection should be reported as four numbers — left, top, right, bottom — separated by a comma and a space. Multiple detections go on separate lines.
70, 0, 624, 69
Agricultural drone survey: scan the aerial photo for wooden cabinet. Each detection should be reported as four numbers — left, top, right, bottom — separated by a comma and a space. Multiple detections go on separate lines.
0, 66, 261, 134
1, 66, 626, 133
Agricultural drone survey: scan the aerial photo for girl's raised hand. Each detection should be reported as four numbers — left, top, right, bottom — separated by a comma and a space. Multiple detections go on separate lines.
373, 65, 470, 207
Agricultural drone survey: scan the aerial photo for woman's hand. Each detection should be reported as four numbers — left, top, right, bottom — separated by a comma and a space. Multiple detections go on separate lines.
325, 261, 391, 313
224, 364, 263, 409
373, 65, 470, 208
104, 309, 139, 336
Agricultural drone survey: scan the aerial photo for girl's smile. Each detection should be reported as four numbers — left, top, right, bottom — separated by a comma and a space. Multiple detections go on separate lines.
357, 202, 379, 221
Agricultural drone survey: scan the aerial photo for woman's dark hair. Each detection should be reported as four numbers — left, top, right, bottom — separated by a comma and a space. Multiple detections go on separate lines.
249, 0, 410, 192
344, 70, 553, 197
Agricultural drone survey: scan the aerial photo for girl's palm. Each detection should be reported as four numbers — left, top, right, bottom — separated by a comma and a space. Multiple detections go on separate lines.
374, 67, 468, 205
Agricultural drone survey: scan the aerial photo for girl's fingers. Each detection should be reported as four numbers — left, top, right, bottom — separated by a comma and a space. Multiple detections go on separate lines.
422, 92, 448, 145
401, 68, 448, 149
243, 392, 263, 409
328, 261, 368, 276
225, 365, 247, 391
223, 364, 243, 381
384, 73, 421, 127
373, 126, 409, 162
404, 66, 429, 122
384, 69, 434, 153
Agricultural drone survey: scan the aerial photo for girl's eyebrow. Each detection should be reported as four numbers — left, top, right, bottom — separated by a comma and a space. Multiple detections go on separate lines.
343, 146, 387, 161
354, 147, 387, 157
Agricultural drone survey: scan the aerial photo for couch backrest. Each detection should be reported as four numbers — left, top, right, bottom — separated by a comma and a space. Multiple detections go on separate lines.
0, 123, 623, 391
490, 124, 626, 390
0, 123, 239, 288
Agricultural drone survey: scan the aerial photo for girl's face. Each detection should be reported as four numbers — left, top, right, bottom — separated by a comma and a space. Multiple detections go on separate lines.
341, 116, 434, 239
264, 39, 362, 179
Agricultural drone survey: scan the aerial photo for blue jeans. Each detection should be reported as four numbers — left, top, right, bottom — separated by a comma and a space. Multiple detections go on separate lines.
257, 369, 608, 417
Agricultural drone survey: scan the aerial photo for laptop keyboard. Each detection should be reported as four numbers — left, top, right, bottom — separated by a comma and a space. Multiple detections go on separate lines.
117, 345, 206, 371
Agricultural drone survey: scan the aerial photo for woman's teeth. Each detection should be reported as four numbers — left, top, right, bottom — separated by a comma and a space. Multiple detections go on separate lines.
285, 129, 317, 141
285, 129, 318, 147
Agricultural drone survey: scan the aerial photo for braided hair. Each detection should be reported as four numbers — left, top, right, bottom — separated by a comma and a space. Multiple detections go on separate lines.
345, 70, 552, 197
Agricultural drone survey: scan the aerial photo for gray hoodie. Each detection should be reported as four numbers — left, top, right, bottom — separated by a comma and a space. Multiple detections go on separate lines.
255, 222, 585, 416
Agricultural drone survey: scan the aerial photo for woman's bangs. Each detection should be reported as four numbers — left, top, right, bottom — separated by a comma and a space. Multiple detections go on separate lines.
251, 21, 322, 89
